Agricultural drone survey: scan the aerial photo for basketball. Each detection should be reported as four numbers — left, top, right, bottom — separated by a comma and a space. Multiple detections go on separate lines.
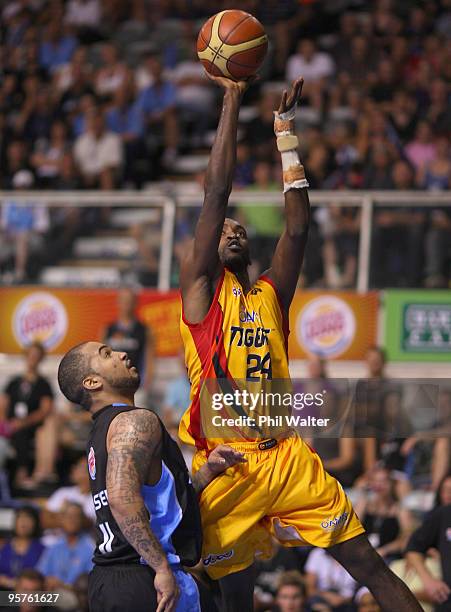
197, 10, 268, 81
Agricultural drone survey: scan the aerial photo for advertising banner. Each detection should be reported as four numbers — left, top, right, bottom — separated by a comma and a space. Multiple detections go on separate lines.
384, 290, 451, 361
0, 288, 379, 360
288, 292, 379, 360
0, 288, 181, 356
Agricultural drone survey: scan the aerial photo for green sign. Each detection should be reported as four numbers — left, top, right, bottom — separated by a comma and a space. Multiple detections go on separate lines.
385, 290, 451, 361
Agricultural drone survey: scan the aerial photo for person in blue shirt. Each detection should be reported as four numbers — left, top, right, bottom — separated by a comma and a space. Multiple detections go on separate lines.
0, 506, 45, 589
39, 19, 77, 72
136, 54, 178, 176
38, 502, 93, 589
106, 81, 146, 186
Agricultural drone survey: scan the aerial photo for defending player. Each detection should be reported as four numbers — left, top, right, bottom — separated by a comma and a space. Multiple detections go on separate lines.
178, 75, 422, 612
57, 341, 246, 612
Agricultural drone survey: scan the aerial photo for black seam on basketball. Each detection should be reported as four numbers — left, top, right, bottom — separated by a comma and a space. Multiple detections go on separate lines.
216, 13, 252, 65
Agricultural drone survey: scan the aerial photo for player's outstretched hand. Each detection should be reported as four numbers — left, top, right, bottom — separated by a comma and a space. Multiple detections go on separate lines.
155, 567, 179, 612
277, 77, 304, 114
207, 444, 247, 475
204, 70, 256, 96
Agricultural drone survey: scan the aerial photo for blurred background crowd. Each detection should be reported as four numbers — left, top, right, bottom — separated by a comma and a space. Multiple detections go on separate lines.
1, 0, 451, 611
0, 0, 450, 287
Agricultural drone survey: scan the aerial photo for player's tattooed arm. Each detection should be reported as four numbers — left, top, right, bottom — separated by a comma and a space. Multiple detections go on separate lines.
191, 444, 246, 494
106, 410, 179, 610
267, 78, 311, 311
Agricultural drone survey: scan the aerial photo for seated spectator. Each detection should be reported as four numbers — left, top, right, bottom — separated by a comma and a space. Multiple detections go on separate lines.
244, 91, 279, 162
286, 39, 335, 85
64, 0, 102, 44
405, 121, 437, 172
19, 87, 56, 145
0, 342, 55, 489
0, 507, 45, 590
106, 79, 147, 186
37, 503, 93, 609
355, 467, 414, 563
30, 119, 69, 188
94, 43, 129, 99
419, 135, 450, 191
1, 170, 50, 283
354, 587, 381, 612
136, 54, 178, 171
38, 18, 77, 73
406, 503, 451, 610
74, 107, 123, 189
2, 140, 30, 188
41, 455, 95, 533
272, 571, 307, 612
390, 554, 441, 612
171, 42, 215, 147
305, 547, 357, 611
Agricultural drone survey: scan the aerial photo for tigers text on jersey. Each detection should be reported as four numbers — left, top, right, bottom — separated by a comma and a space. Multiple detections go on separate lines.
179, 269, 292, 450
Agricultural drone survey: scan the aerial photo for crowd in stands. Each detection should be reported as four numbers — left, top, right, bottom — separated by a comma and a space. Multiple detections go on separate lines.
0, 0, 450, 286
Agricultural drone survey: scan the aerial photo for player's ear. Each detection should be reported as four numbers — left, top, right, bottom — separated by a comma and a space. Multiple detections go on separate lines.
83, 375, 102, 392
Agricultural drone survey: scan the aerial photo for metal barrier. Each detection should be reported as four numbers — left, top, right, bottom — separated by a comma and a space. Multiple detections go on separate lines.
1, 190, 450, 292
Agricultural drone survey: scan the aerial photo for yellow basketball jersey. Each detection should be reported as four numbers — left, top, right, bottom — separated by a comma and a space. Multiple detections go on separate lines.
179, 269, 291, 450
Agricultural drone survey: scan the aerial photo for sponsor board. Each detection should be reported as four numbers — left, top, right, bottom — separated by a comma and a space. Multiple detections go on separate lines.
289, 292, 378, 360
385, 290, 451, 361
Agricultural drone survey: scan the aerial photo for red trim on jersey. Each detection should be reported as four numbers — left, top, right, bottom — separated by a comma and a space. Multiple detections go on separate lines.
181, 269, 225, 328
259, 274, 290, 354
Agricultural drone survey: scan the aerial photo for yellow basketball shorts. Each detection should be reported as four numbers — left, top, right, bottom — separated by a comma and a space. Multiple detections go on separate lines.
193, 435, 365, 579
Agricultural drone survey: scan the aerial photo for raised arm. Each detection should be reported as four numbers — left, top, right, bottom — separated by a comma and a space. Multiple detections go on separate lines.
180, 75, 251, 323
266, 78, 311, 311
106, 409, 178, 612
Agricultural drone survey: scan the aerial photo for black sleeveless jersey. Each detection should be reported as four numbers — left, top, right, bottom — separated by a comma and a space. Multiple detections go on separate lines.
87, 403, 202, 567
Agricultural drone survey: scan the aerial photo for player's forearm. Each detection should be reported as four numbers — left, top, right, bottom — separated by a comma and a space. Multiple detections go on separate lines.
191, 463, 216, 494
204, 89, 241, 204
284, 187, 310, 238
110, 501, 171, 572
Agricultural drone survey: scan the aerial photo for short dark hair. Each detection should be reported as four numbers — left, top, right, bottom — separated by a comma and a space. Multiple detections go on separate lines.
15, 505, 42, 538
17, 568, 44, 586
58, 342, 93, 409
26, 341, 45, 358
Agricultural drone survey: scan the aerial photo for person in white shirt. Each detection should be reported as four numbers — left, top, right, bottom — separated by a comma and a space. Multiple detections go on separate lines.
305, 547, 357, 610
74, 107, 123, 189
286, 39, 335, 85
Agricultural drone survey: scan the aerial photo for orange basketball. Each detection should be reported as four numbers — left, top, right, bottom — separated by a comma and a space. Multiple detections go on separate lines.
197, 10, 268, 81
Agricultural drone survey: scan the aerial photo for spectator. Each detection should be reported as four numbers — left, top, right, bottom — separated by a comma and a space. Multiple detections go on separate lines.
38, 19, 77, 73
354, 588, 381, 612
305, 547, 357, 611
405, 121, 437, 172
64, 0, 102, 43
106, 80, 146, 186
389, 554, 442, 612
1, 169, 50, 283
286, 39, 335, 85
103, 287, 155, 394
171, 41, 215, 147
94, 43, 129, 99
406, 503, 451, 611
30, 119, 69, 188
37, 503, 93, 608
419, 136, 451, 191
0, 507, 45, 589
136, 54, 178, 172
0, 342, 55, 489
273, 570, 307, 612
354, 467, 414, 563
41, 455, 95, 532
244, 91, 279, 163
433, 473, 451, 510
73, 107, 123, 189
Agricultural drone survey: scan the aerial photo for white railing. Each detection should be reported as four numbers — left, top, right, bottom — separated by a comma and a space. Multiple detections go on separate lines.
1, 190, 450, 292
